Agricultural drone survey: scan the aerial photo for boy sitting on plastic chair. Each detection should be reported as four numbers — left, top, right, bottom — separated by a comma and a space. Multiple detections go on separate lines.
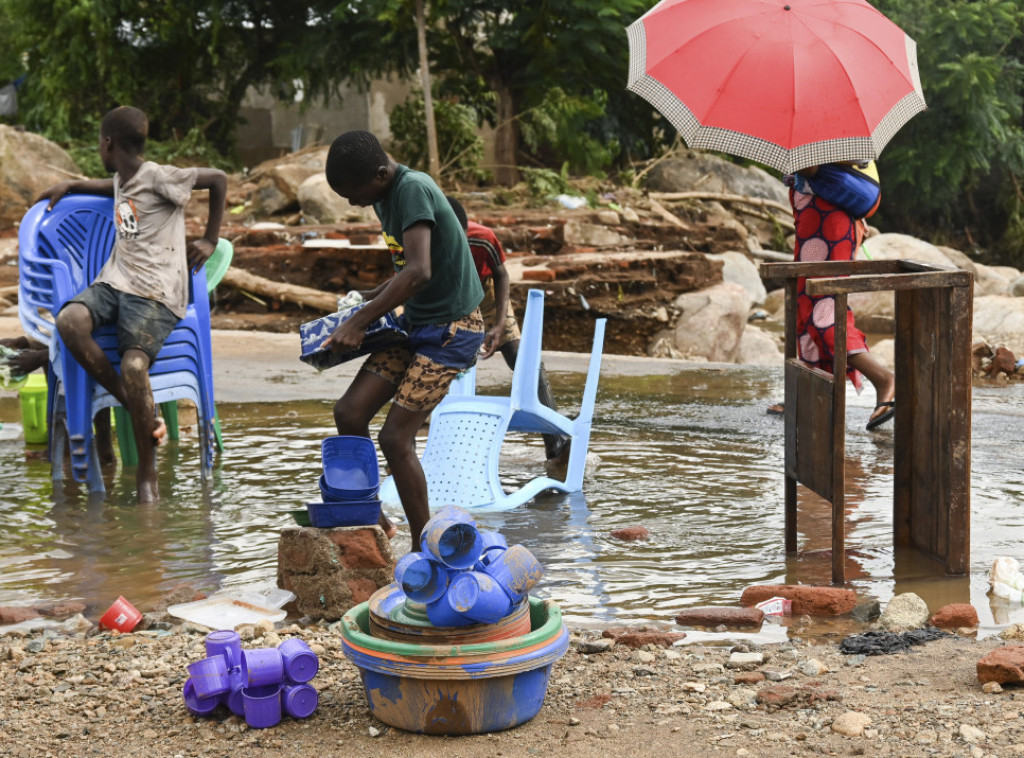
37, 106, 227, 502
322, 131, 484, 549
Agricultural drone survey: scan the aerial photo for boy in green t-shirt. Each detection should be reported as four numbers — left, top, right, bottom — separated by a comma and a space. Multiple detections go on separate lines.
323, 130, 484, 548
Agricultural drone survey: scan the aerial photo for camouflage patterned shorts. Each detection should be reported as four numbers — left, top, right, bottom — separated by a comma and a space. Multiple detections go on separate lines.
360, 309, 485, 412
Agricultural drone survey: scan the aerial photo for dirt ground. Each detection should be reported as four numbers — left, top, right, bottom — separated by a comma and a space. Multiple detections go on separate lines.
2, 619, 1022, 758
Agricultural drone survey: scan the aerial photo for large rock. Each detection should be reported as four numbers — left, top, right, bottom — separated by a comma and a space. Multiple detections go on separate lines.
736, 323, 783, 366
977, 646, 1024, 684
0, 125, 83, 228
860, 233, 955, 267
878, 592, 930, 632
974, 263, 1011, 296
973, 296, 1024, 353
650, 281, 753, 362
245, 146, 330, 216
645, 151, 789, 205
297, 174, 376, 224
706, 251, 767, 305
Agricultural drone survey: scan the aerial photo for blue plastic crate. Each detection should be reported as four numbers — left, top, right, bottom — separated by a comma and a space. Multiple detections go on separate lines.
306, 499, 382, 528
321, 435, 380, 499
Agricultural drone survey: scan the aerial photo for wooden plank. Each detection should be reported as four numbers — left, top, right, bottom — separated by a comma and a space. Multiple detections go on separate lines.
784, 281, 798, 361
806, 270, 973, 296
793, 366, 835, 500
946, 282, 973, 573
831, 294, 848, 585
909, 289, 938, 558
893, 289, 913, 547
762, 261, 899, 279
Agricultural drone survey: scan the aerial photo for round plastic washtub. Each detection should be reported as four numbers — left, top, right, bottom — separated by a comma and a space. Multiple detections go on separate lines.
203, 238, 234, 293
341, 597, 568, 735
367, 583, 530, 644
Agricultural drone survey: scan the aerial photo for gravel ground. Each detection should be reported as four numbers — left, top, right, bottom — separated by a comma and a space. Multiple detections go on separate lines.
2, 616, 1023, 758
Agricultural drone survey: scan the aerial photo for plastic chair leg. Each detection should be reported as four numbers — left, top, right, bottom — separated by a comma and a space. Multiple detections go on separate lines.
161, 401, 179, 440
113, 406, 137, 466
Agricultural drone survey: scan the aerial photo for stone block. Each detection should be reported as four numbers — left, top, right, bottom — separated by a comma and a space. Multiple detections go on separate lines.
740, 584, 857, 616
977, 645, 1024, 684
601, 627, 686, 648
675, 606, 764, 628
609, 526, 650, 541
277, 526, 395, 620
930, 603, 979, 630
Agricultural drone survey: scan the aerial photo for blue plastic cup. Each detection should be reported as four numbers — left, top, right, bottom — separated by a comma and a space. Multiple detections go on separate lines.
205, 630, 242, 670
187, 655, 230, 699
182, 678, 222, 716
447, 571, 512, 624
226, 667, 246, 716
243, 684, 282, 729
483, 544, 543, 603
278, 638, 319, 683
282, 683, 319, 719
396, 553, 449, 604
242, 648, 284, 687
425, 595, 474, 627
420, 507, 483, 569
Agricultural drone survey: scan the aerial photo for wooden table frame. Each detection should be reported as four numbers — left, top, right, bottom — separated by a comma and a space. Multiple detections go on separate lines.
761, 259, 973, 584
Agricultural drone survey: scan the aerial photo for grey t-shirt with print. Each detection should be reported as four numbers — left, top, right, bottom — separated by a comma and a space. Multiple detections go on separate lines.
94, 161, 198, 318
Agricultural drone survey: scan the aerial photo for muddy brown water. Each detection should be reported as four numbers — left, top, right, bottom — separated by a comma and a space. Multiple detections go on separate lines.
2, 368, 1023, 639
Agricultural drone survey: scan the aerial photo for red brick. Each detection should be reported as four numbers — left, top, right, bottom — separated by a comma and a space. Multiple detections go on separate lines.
734, 671, 766, 685
601, 627, 685, 648
523, 269, 556, 282
347, 578, 380, 605
327, 527, 388, 569
609, 526, 650, 541
931, 603, 979, 630
740, 585, 857, 616
977, 646, 1024, 684
33, 601, 87, 619
676, 606, 764, 628
0, 607, 42, 625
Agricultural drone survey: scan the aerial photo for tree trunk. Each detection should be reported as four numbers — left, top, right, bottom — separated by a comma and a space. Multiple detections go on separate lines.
415, 0, 440, 181
493, 80, 519, 186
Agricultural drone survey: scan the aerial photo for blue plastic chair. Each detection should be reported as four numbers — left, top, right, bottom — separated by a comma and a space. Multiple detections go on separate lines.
380, 289, 606, 511
18, 196, 221, 492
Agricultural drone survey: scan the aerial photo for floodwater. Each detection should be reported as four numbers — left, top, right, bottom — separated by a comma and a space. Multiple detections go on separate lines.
2, 367, 1023, 638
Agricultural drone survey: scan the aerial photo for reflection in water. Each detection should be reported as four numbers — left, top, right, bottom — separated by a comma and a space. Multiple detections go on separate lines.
1, 372, 1024, 634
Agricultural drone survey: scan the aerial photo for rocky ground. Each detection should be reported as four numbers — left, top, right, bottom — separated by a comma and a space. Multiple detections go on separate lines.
2, 615, 1023, 758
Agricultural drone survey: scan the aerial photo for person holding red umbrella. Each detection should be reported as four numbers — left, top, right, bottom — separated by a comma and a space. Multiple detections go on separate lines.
771, 162, 895, 431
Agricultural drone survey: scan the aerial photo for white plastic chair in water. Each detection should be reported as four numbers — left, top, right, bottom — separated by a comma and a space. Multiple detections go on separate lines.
380, 289, 606, 511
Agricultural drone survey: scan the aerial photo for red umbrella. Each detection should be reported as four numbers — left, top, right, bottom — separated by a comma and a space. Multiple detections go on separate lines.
626, 0, 926, 173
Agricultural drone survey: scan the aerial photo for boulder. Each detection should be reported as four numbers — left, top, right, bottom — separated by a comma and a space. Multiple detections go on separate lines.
973, 296, 1024, 354
938, 245, 977, 275
736, 323, 783, 366
297, 174, 376, 224
878, 592, 930, 632
975, 263, 1011, 296
651, 281, 753, 363
0, 125, 83, 228
860, 233, 955, 268
645, 151, 789, 205
847, 290, 895, 334
706, 251, 767, 305
245, 146, 329, 216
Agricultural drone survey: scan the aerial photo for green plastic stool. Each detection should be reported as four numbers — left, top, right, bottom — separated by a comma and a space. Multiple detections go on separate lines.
113, 401, 179, 466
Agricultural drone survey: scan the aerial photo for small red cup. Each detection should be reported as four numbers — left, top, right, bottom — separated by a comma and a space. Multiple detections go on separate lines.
99, 596, 142, 632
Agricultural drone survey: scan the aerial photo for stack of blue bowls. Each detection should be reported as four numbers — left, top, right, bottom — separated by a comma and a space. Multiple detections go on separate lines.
395, 505, 544, 627
307, 435, 382, 528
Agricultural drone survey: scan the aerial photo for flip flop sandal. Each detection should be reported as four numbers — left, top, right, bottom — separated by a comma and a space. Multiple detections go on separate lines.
866, 400, 895, 431
766, 403, 785, 416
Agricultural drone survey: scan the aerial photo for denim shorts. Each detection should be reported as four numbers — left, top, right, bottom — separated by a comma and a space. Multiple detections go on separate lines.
65, 282, 179, 363
360, 309, 485, 412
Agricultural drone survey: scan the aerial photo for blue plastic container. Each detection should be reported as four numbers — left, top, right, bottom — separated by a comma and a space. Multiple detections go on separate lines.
421, 507, 483, 570
483, 544, 543, 604
283, 683, 319, 719
306, 499, 382, 529
447, 571, 512, 624
205, 630, 242, 670
474, 532, 508, 570
319, 473, 380, 503
426, 595, 474, 627
321, 435, 380, 498
396, 553, 450, 604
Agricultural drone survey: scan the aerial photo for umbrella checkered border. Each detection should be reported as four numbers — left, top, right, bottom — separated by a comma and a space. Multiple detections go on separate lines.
626, 20, 927, 174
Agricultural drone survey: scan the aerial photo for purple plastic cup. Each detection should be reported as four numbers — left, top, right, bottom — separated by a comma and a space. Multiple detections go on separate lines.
282, 683, 319, 719
420, 508, 483, 570
186, 655, 230, 699
242, 684, 282, 729
397, 553, 449, 604
425, 595, 474, 627
447, 571, 512, 624
242, 647, 284, 687
182, 678, 222, 716
483, 544, 543, 603
205, 630, 242, 670
225, 667, 246, 716
278, 638, 319, 683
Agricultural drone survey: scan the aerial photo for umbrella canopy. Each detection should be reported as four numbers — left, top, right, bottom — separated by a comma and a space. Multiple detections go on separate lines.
626, 0, 926, 174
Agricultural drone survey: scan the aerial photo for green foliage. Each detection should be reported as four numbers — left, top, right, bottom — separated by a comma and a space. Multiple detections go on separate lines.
67, 125, 240, 178
518, 88, 619, 176
873, 0, 1024, 262
389, 90, 489, 184
521, 163, 574, 203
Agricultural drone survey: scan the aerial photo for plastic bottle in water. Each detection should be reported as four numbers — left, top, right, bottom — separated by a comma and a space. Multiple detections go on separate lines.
992, 581, 1024, 604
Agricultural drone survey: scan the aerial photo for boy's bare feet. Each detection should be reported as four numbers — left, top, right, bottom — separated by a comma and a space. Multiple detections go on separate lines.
153, 416, 167, 446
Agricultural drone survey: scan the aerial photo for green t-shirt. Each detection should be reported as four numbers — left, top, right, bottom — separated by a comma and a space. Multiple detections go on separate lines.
374, 165, 483, 325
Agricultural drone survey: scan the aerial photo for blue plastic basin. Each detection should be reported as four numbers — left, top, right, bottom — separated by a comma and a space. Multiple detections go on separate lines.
321, 435, 380, 499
